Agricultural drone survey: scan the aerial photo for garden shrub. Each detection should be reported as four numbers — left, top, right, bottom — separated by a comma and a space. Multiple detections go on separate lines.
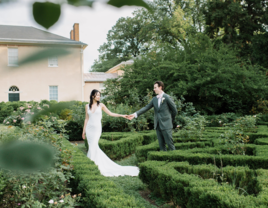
99, 134, 144, 160
135, 123, 268, 207
84, 131, 157, 160
100, 131, 156, 143
0, 103, 14, 123
255, 138, 268, 145
173, 163, 261, 195
0, 123, 81, 207
100, 132, 128, 141
103, 41, 268, 115
70, 100, 152, 132
136, 140, 213, 163
147, 144, 268, 169
175, 114, 206, 141
251, 99, 268, 115
216, 115, 258, 155
139, 161, 268, 207
0, 101, 28, 123
136, 125, 268, 168
65, 121, 83, 141
59, 108, 73, 120
61, 139, 141, 208
0, 171, 6, 201
239, 125, 268, 143
205, 113, 241, 127
141, 131, 157, 145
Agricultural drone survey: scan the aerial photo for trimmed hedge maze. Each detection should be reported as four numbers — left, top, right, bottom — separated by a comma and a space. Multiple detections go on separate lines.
62, 131, 157, 207
137, 125, 268, 207
61, 139, 141, 208
85, 131, 157, 160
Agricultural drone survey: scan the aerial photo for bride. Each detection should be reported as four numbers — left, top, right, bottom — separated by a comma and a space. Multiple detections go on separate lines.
82, 89, 139, 177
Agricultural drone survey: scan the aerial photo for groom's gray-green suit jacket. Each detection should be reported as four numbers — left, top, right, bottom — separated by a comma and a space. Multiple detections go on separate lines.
136, 93, 177, 130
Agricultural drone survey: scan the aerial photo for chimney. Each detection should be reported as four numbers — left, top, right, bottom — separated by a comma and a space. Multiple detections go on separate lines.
73, 23, 79, 41
70, 30, 74, 40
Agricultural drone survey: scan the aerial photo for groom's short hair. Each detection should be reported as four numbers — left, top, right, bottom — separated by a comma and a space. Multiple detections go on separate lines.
154, 81, 164, 90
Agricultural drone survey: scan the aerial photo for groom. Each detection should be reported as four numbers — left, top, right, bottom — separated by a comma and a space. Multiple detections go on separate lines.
128, 81, 177, 151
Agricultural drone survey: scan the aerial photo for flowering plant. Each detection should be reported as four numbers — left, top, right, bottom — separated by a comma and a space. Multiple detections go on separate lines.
175, 114, 206, 141
48, 193, 82, 207
2, 103, 45, 127
0, 117, 77, 207
218, 115, 258, 155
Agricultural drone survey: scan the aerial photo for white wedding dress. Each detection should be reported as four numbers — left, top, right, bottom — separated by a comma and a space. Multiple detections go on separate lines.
86, 104, 139, 177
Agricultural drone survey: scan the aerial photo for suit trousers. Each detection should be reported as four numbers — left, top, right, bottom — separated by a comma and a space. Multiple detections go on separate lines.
156, 126, 176, 151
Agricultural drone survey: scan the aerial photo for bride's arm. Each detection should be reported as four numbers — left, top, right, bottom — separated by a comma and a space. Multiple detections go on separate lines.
82, 104, 89, 140
101, 103, 127, 118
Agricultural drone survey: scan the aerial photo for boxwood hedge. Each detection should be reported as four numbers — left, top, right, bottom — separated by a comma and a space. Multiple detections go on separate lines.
137, 125, 268, 207
85, 131, 157, 160
61, 138, 142, 208
139, 161, 268, 208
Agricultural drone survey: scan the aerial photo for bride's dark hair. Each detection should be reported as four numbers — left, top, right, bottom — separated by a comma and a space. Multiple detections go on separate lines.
89, 89, 101, 109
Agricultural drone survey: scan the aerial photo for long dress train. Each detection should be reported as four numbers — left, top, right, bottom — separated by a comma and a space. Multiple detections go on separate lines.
86, 104, 139, 177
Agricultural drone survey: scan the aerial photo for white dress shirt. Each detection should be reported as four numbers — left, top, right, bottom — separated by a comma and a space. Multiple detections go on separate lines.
133, 91, 164, 118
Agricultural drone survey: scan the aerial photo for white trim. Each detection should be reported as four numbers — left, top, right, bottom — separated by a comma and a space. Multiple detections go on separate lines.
0, 37, 80, 43
8, 91, 21, 94
5, 91, 23, 93
81, 46, 84, 102
84, 79, 112, 82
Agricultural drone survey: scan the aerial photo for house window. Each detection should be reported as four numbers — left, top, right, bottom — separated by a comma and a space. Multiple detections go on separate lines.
8, 86, 20, 101
49, 86, 58, 101
8, 48, 18, 66
48, 57, 58, 67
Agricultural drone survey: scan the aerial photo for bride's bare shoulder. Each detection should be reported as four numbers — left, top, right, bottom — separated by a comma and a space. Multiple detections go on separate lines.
100, 103, 108, 109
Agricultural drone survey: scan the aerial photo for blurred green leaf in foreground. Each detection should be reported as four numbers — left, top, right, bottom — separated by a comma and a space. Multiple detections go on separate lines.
19, 47, 71, 66
33, 2, 61, 30
0, 141, 55, 172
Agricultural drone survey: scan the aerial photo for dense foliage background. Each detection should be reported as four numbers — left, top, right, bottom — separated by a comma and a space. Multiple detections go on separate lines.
92, 0, 268, 115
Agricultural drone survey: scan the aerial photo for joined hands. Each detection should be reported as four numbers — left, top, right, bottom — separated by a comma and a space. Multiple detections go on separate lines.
122, 114, 135, 120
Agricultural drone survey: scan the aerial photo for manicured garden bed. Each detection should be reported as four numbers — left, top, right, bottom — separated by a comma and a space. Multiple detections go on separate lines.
137, 125, 268, 207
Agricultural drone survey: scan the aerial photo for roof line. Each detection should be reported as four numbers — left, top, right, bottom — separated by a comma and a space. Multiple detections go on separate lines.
85, 80, 108, 82
29, 26, 76, 42
84, 72, 106, 74
0, 24, 74, 42
106, 60, 133, 73
0, 37, 85, 44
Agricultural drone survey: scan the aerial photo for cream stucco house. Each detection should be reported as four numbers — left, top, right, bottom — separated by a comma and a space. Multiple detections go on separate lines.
0, 24, 87, 102
0, 23, 134, 102
83, 60, 134, 100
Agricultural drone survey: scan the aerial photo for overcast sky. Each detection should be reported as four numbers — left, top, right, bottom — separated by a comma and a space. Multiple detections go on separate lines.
0, 0, 141, 72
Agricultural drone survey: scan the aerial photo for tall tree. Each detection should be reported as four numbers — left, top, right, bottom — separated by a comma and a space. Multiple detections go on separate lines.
91, 15, 152, 72
103, 36, 268, 114
204, 0, 268, 68
91, 0, 207, 71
